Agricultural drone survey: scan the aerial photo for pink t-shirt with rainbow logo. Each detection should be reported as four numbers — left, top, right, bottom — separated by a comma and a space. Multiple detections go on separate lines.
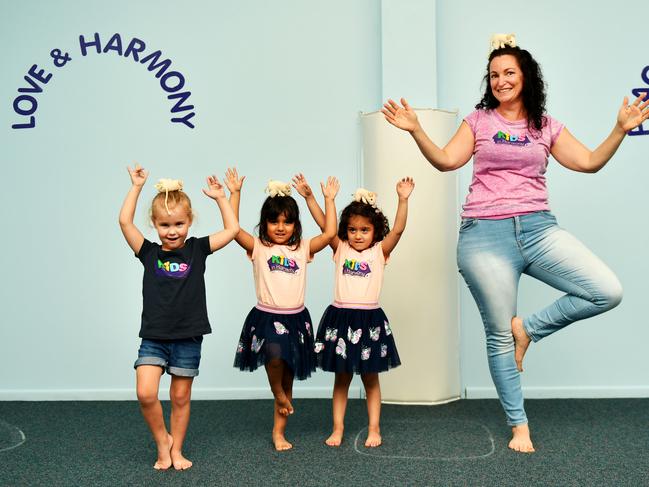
462, 109, 564, 219
333, 240, 386, 308
251, 237, 312, 310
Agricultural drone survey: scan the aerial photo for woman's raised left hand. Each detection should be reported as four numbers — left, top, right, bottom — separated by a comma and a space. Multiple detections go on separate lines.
617, 93, 649, 132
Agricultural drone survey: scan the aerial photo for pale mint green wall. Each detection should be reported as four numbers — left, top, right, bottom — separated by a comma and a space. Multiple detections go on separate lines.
2, 0, 646, 400
436, 0, 649, 398
0, 0, 382, 398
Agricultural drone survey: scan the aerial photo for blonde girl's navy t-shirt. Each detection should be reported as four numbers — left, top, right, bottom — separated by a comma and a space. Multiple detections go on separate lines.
136, 236, 213, 339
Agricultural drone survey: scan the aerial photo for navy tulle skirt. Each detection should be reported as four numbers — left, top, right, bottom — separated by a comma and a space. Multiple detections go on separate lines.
234, 306, 316, 380
315, 305, 400, 374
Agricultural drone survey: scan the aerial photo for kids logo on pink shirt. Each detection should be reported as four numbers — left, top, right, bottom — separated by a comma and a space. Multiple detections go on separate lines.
492, 130, 530, 146
267, 255, 299, 274
156, 259, 190, 278
342, 259, 371, 278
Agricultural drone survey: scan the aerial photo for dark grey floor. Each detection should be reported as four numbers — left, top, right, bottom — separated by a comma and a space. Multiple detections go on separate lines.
1, 399, 648, 486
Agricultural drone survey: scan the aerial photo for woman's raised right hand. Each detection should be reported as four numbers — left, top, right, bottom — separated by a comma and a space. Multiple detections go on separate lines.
382, 98, 420, 132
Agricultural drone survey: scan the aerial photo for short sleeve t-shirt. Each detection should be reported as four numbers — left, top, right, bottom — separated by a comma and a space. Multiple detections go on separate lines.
333, 241, 386, 307
137, 236, 213, 339
251, 237, 312, 309
462, 109, 564, 219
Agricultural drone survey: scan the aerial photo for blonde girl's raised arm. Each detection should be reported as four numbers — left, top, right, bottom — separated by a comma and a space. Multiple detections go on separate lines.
202, 175, 240, 252
118, 165, 147, 254
224, 167, 255, 255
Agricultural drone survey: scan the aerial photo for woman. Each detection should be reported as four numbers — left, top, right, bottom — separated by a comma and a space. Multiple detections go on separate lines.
382, 37, 649, 453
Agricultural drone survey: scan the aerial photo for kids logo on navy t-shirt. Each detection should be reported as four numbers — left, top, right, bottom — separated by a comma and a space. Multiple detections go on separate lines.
342, 259, 371, 278
492, 130, 530, 146
156, 259, 190, 279
267, 255, 299, 274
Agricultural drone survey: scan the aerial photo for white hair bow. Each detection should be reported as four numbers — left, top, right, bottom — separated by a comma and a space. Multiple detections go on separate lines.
155, 178, 183, 215
489, 33, 517, 56
265, 180, 292, 197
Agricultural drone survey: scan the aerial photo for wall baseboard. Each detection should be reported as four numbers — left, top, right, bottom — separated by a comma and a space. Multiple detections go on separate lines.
465, 386, 649, 399
5, 386, 647, 401
0, 386, 363, 401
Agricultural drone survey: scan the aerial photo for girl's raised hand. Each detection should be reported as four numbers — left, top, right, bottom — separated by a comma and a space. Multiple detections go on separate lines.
382, 98, 420, 132
224, 167, 246, 193
203, 175, 226, 200
321, 176, 340, 199
127, 163, 148, 187
292, 173, 313, 198
396, 177, 415, 199
617, 93, 649, 132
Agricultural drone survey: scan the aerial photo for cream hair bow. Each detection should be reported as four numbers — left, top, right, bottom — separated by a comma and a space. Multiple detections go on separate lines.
155, 178, 184, 215
265, 180, 292, 197
489, 33, 516, 56
353, 188, 377, 207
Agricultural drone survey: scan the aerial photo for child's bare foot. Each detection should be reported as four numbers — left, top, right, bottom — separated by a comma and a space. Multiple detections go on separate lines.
153, 434, 173, 470
511, 316, 531, 372
171, 450, 193, 470
274, 393, 294, 417
364, 427, 382, 448
272, 431, 293, 451
509, 423, 535, 453
325, 428, 344, 447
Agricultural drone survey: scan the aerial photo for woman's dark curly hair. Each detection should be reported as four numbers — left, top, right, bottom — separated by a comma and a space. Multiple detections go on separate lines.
476, 46, 547, 135
338, 201, 390, 244
257, 196, 302, 249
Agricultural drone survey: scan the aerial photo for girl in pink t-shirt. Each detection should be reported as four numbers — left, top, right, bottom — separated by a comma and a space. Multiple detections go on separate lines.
294, 174, 415, 448
226, 168, 339, 452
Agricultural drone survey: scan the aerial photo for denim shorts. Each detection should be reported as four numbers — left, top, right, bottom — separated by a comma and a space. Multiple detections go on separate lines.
134, 336, 203, 377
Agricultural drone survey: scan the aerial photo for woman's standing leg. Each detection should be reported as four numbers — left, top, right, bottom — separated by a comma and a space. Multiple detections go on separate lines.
457, 218, 534, 452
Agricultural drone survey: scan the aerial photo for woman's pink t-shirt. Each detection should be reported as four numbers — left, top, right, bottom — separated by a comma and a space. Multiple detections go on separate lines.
462, 109, 564, 219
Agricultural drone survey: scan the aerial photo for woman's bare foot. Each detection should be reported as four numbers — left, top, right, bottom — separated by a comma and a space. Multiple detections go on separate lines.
511, 316, 531, 372
509, 423, 535, 453
274, 392, 294, 417
153, 434, 173, 470
272, 431, 293, 451
171, 450, 193, 470
364, 427, 382, 448
325, 428, 344, 447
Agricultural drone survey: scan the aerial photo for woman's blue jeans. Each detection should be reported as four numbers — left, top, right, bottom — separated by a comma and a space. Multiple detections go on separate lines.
456, 211, 622, 425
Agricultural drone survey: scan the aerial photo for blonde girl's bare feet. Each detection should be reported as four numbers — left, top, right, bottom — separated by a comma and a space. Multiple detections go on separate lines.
509, 423, 535, 453
272, 431, 293, 451
153, 434, 173, 470
171, 450, 193, 470
511, 316, 531, 372
325, 428, 344, 447
364, 427, 382, 448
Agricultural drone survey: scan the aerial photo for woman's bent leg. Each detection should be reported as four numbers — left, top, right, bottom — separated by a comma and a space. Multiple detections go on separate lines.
522, 223, 623, 341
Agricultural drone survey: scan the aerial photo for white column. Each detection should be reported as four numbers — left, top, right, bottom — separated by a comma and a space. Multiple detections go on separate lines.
361, 109, 460, 404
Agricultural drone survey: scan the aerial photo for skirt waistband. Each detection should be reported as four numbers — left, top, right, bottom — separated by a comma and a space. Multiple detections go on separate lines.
332, 300, 380, 310
255, 303, 305, 314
